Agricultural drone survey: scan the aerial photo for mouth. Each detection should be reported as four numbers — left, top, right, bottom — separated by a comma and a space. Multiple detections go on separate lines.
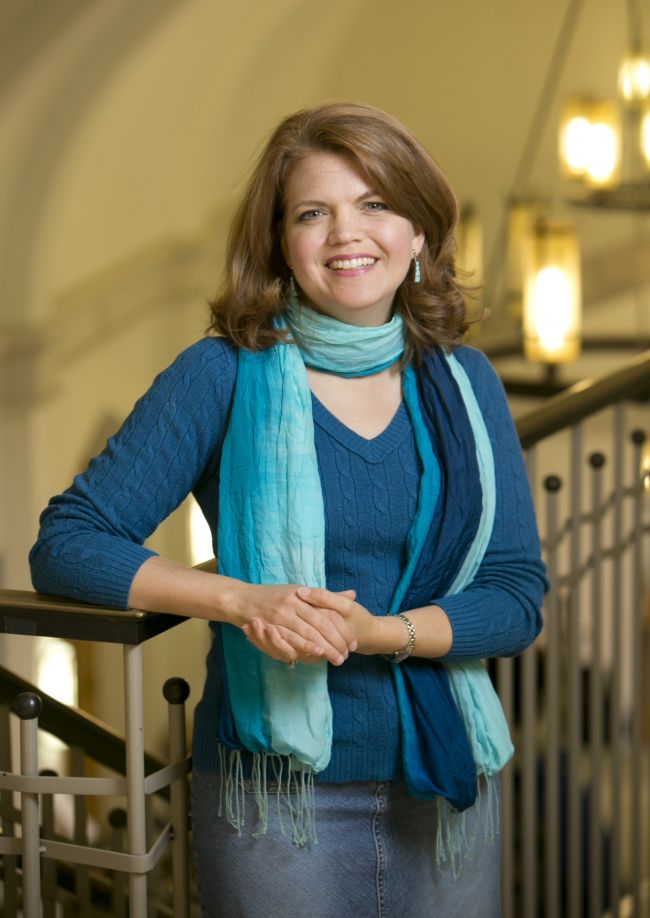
326, 256, 378, 271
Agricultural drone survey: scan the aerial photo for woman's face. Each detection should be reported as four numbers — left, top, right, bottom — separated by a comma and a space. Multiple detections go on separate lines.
281, 151, 424, 327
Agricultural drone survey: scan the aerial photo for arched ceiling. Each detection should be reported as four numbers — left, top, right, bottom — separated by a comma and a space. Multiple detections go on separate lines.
0, 0, 645, 329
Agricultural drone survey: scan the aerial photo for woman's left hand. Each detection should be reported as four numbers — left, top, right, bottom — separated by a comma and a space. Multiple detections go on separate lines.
297, 587, 402, 656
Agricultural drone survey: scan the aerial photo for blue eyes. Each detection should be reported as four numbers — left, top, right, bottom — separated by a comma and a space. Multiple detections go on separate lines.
297, 201, 389, 222
298, 209, 324, 222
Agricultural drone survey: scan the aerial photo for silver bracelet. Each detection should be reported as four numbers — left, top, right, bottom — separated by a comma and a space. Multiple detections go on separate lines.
383, 613, 416, 663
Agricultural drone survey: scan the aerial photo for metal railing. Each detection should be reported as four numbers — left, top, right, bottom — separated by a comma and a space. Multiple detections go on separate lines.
0, 351, 649, 917
498, 349, 650, 918
0, 594, 193, 918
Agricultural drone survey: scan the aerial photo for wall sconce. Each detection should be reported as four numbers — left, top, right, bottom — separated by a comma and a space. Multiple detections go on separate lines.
641, 106, 650, 165
522, 219, 582, 364
504, 199, 546, 320
559, 97, 621, 187
618, 50, 650, 103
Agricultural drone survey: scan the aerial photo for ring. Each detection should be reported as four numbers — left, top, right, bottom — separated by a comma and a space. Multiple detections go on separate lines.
288, 660, 297, 669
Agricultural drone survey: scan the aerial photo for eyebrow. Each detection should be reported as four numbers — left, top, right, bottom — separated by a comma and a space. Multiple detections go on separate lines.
289, 190, 381, 214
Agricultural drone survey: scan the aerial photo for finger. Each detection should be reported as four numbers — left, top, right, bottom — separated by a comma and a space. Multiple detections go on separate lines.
298, 586, 354, 613
293, 604, 356, 655
265, 598, 354, 657
243, 618, 287, 661
275, 624, 346, 666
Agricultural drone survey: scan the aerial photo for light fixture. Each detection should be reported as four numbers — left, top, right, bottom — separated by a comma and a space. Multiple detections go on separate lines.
522, 218, 582, 364
558, 1, 650, 209
618, 49, 650, 103
559, 97, 622, 187
505, 198, 547, 320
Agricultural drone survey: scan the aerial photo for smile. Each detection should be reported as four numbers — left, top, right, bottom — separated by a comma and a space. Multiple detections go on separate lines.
327, 257, 377, 270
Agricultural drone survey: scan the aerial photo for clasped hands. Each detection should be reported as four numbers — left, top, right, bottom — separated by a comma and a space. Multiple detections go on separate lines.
235, 583, 381, 666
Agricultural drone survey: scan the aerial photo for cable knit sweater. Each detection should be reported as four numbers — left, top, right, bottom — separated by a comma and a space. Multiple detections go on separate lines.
29, 337, 546, 783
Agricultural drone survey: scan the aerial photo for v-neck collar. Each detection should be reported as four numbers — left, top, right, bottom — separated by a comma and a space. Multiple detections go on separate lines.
311, 392, 411, 462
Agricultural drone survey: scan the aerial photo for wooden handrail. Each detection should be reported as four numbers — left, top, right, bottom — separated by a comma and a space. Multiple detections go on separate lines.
515, 348, 650, 449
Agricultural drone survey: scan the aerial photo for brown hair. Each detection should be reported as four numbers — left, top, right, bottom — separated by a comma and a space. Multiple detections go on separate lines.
208, 101, 472, 362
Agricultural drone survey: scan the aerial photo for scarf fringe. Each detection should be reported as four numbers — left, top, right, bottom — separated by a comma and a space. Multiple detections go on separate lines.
434, 772, 500, 878
217, 745, 317, 847
215, 746, 498, 868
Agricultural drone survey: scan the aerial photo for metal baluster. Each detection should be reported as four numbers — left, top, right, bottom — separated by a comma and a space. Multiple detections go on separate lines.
588, 451, 605, 918
163, 678, 190, 918
40, 769, 57, 918
497, 653, 514, 918
0, 701, 18, 916
109, 807, 128, 917
11, 692, 42, 918
521, 445, 538, 918
630, 430, 646, 917
568, 425, 583, 918
544, 474, 562, 918
123, 643, 148, 918
610, 404, 625, 916
70, 747, 91, 913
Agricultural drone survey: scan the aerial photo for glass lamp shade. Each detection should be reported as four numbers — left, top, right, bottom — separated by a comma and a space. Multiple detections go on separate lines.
559, 97, 621, 186
619, 52, 650, 103
506, 200, 546, 319
642, 107, 650, 165
523, 221, 582, 364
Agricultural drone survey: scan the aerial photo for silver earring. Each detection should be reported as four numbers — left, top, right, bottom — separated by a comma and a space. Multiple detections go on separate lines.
289, 273, 298, 300
412, 252, 421, 284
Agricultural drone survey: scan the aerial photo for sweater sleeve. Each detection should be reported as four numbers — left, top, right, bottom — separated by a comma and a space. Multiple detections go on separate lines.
435, 347, 547, 660
28, 338, 237, 610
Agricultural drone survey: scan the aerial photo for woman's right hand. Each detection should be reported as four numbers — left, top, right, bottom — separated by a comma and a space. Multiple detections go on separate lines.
230, 582, 358, 666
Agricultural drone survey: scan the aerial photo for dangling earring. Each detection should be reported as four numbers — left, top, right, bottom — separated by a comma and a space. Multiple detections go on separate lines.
412, 251, 421, 284
289, 272, 298, 301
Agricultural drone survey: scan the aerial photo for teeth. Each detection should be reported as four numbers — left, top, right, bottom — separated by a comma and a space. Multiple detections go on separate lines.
328, 257, 377, 270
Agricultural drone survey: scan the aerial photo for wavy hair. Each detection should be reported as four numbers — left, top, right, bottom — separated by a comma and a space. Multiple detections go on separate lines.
208, 101, 473, 362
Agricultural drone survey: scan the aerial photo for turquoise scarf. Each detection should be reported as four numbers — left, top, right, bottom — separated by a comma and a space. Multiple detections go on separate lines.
217, 306, 512, 838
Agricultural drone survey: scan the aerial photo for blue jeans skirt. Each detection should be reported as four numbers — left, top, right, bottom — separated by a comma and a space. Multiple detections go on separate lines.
191, 770, 501, 918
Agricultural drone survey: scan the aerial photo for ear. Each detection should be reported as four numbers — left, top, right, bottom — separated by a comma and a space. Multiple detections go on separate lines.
412, 229, 425, 257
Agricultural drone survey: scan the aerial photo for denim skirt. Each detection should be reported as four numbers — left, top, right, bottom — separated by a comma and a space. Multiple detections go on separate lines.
191, 769, 501, 918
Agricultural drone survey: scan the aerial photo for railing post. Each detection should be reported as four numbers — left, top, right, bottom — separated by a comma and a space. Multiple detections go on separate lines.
629, 428, 646, 917
0, 700, 18, 916
40, 769, 58, 918
12, 691, 43, 918
123, 644, 148, 918
163, 677, 191, 918
543, 474, 562, 918
588, 450, 605, 918
70, 746, 91, 913
109, 807, 128, 916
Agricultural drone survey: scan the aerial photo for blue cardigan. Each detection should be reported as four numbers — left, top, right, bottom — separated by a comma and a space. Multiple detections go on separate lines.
29, 338, 546, 782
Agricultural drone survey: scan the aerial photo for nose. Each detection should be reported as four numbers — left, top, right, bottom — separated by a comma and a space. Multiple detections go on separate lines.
328, 208, 363, 245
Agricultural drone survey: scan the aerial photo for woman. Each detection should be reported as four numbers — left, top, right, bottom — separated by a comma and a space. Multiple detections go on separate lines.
30, 102, 546, 917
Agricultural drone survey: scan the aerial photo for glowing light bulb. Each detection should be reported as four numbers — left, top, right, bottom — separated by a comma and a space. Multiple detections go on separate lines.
531, 268, 573, 354
642, 111, 650, 164
585, 123, 619, 184
564, 116, 592, 172
619, 54, 650, 102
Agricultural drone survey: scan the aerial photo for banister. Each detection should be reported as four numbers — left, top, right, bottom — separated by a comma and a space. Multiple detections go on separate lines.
0, 665, 167, 791
515, 348, 650, 449
0, 589, 187, 644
